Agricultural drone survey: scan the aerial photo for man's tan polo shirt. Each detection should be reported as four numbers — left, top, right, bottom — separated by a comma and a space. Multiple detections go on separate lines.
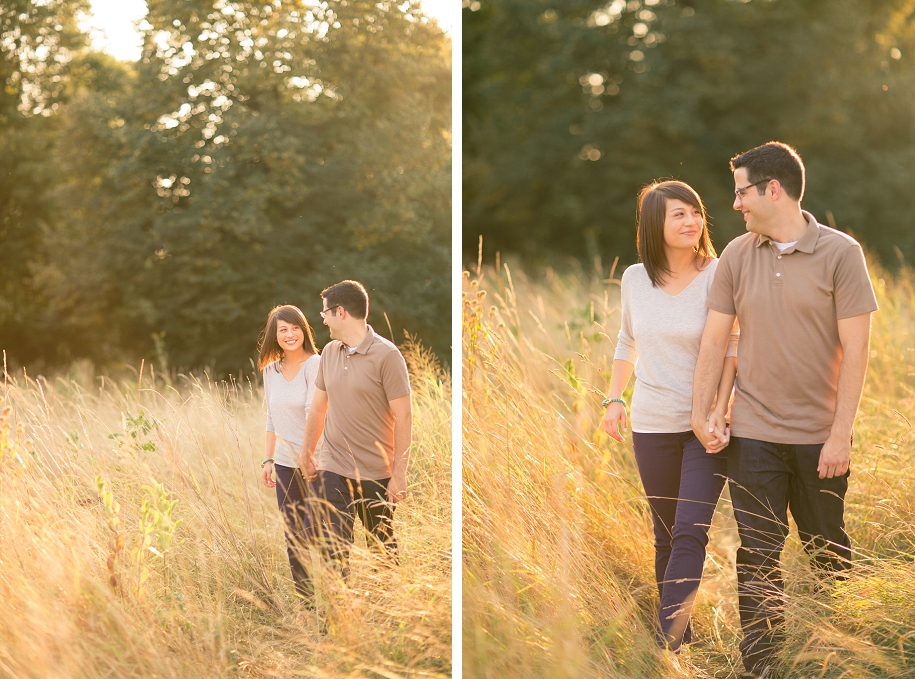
315, 325, 411, 480
707, 211, 878, 444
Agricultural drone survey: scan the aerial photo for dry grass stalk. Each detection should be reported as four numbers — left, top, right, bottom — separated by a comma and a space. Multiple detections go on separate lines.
0, 342, 451, 678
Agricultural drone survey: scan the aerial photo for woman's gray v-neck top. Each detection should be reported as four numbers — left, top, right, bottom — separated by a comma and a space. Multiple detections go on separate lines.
263, 354, 321, 467
614, 260, 738, 433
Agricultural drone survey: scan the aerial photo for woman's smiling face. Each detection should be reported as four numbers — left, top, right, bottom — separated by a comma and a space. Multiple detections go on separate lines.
276, 320, 304, 353
663, 198, 704, 252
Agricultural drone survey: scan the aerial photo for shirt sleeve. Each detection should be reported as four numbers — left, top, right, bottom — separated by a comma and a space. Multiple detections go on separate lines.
706, 247, 738, 315
263, 369, 275, 433
380, 349, 411, 401
302, 355, 320, 419
613, 269, 638, 364
834, 244, 879, 319
315, 351, 326, 391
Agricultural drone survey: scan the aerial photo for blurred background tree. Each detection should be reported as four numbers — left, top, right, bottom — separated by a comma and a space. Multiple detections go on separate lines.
0, 0, 89, 367
464, 0, 915, 267
1, 0, 450, 374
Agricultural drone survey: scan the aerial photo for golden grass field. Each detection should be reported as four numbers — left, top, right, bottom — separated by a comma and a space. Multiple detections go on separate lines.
462, 252, 915, 679
0, 342, 451, 678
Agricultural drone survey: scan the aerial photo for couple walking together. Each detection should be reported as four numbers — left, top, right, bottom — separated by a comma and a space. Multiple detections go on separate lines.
257, 280, 413, 607
602, 142, 878, 678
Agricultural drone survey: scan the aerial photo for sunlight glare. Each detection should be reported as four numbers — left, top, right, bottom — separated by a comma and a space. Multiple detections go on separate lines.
85, 0, 451, 62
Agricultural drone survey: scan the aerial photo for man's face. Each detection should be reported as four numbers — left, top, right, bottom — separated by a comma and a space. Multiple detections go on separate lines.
322, 300, 342, 339
733, 167, 769, 234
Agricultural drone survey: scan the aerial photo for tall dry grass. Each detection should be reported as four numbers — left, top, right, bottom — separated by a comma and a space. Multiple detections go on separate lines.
0, 342, 451, 678
462, 254, 915, 679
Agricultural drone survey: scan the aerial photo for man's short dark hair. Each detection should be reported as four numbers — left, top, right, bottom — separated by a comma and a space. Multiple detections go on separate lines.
322, 280, 369, 320
730, 141, 805, 201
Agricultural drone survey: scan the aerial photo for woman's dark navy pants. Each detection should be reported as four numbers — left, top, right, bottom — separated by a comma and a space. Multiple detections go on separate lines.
631, 431, 728, 650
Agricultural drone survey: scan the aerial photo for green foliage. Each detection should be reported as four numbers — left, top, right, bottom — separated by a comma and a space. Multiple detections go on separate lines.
97, 473, 182, 602
464, 0, 915, 268
1, 1, 450, 374
108, 410, 158, 452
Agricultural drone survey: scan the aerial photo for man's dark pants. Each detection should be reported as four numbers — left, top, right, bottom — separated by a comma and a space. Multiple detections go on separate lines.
274, 466, 396, 602
727, 437, 852, 673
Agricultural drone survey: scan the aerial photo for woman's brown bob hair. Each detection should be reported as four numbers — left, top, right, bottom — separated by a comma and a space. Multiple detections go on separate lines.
637, 180, 717, 287
256, 305, 319, 371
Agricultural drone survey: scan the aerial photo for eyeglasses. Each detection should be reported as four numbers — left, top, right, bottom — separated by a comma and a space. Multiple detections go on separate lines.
735, 178, 773, 198
319, 305, 340, 319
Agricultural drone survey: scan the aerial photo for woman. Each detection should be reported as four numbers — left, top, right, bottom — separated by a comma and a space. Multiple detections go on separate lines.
602, 180, 738, 651
258, 304, 321, 602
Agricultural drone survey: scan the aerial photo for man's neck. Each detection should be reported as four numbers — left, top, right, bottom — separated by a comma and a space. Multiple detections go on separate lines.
339, 323, 370, 349
762, 205, 809, 243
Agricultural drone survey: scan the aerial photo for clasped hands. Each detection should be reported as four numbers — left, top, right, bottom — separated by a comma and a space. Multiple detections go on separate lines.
692, 410, 730, 454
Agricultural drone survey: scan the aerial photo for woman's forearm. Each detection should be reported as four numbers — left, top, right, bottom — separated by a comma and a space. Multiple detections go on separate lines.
607, 359, 636, 399
265, 431, 277, 459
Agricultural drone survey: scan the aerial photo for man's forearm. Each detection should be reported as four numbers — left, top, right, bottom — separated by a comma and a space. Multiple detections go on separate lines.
299, 413, 325, 466
391, 414, 412, 478
692, 344, 728, 426
828, 313, 872, 444
829, 345, 869, 442
713, 357, 738, 417
691, 311, 737, 429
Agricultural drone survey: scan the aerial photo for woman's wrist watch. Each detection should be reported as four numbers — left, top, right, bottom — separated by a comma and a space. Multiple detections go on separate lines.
601, 397, 626, 407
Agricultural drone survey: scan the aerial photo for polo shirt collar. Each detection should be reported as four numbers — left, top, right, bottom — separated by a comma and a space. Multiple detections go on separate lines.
755, 210, 820, 254
342, 324, 376, 355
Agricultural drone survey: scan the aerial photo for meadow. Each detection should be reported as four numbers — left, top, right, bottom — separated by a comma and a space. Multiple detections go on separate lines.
0, 343, 451, 678
462, 252, 915, 679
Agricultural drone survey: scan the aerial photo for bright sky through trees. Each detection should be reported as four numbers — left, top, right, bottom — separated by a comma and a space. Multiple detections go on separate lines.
83, 0, 452, 61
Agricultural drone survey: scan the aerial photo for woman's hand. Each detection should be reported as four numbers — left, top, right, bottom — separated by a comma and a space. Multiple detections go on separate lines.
602, 402, 628, 442
262, 461, 276, 488
704, 410, 730, 454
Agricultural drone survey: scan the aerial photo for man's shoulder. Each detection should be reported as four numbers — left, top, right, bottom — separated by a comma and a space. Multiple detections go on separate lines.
720, 232, 757, 257
816, 223, 864, 252
319, 341, 344, 365
369, 332, 405, 359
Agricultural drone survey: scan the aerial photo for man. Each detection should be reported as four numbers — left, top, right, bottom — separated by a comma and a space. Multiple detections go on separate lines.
691, 142, 878, 678
299, 279, 412, 580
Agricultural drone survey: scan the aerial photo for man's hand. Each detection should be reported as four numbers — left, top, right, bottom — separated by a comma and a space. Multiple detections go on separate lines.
262, 461, 276, 488
303, 455, 318, 482
386, 473, 408, 504
602, 402, 628, 442
818, 434, 851, 479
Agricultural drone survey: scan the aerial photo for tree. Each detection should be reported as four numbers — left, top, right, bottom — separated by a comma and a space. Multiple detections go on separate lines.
0, 0, 88, 367
25, 0, 450, 373
464, 0, 915, 267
